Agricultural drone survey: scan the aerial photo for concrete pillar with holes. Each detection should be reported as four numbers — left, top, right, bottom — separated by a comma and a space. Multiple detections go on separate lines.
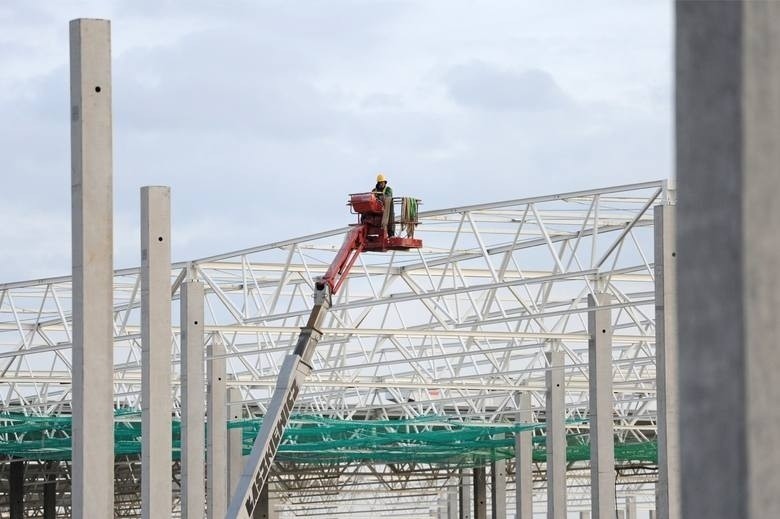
473, 466, 487, 519
625, 496, 637, 519
43, 461, 57, 519
588, 293, 615, 519
181, 279, 205, 519
490, 454, 506, 518
546, 350, 566, 519
448, 480, 460, 519
141, 186, 172, 519
10, 460, 24, 519
254, 483, 278, 519
459, 469, 472, 519
228, 385, 244, 495
514, 392, 533, 519
655, 202, 679, 519
69, 18, 114, 518
207, 336, 227, 519
677, 2, 780, 517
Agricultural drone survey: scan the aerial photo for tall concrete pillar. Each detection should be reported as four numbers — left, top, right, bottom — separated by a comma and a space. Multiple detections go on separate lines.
448, 482, 460, 519
655, 202, 679, 519
588, 293, 615, 519
228, 385, 244, 494
10, 460, 24, 518
69, 18, 114, 519
514, 392, 533, 519
545, 350, 566, 519
625, 496, 636, 519
459, 469, 472, 519
677, 2, 780, 517
473, 466, 487, 519
207, 336, 228, 519
438, 494, 448, 519
43, 462, 56, 519
254, 483, 278, 519
490, 457, 506, 519
181, 279, 205, 519
141, 186, 172, 519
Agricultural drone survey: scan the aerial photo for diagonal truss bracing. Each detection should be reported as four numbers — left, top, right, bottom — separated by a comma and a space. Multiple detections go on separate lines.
0, 180, 667, 516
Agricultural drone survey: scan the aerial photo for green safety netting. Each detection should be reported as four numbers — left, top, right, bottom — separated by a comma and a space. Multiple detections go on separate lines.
0, 412, 656, 466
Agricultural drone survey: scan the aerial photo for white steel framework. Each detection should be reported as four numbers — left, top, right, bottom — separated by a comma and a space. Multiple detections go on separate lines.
0, 180, 667, 517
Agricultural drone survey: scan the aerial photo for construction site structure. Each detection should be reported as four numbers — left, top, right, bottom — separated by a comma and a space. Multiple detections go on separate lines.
226, 193, 423, 518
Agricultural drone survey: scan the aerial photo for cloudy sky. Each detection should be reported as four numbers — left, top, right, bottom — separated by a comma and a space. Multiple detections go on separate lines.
0, 1, 672, 282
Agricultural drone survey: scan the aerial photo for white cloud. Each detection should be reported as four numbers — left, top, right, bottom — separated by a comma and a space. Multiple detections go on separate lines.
0, 1, 672, 282
445, 62, 572, 112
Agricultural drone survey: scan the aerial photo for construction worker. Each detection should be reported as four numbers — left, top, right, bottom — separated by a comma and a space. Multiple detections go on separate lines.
372, 173, 395, 237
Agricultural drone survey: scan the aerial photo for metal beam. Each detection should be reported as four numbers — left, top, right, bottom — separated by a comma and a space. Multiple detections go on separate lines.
141, 186, 172, 519
69, 18, 114, 519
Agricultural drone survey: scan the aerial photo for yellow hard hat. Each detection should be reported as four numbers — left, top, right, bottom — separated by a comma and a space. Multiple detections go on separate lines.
376, 173, 387, 183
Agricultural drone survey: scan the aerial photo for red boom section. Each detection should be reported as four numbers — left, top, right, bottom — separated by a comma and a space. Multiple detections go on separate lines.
316, 225, 368, 295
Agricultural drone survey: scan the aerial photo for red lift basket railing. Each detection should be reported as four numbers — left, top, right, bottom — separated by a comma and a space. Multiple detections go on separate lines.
316, 193, 423, 294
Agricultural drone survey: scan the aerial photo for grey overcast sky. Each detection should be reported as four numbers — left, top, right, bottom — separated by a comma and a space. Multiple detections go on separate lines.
0, 1, 672, 282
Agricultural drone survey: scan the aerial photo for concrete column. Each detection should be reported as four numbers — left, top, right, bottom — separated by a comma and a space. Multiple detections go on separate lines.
181, 279, 205, 519
43, 462, 56, 519
448, 482, 459, 519
545, 350, 566, 519
473, 466, 487, 519
579, 513, 590, 519
655, 203, 679, 519
650, 510, 656, 519
253, 483, 278, 519
228, 385, 244, 495
625, 496, 636, 519
207, 336, 227, 519
141, 186, 172, 519
459, 469, 472, 519
677, 2, 780, 518
10, 460, 24, 518
490, 457, 506, 519
588, 293, 615, 519
438, 494, 447, 519
69, 18, 114, 519
514, 392, 533, 519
